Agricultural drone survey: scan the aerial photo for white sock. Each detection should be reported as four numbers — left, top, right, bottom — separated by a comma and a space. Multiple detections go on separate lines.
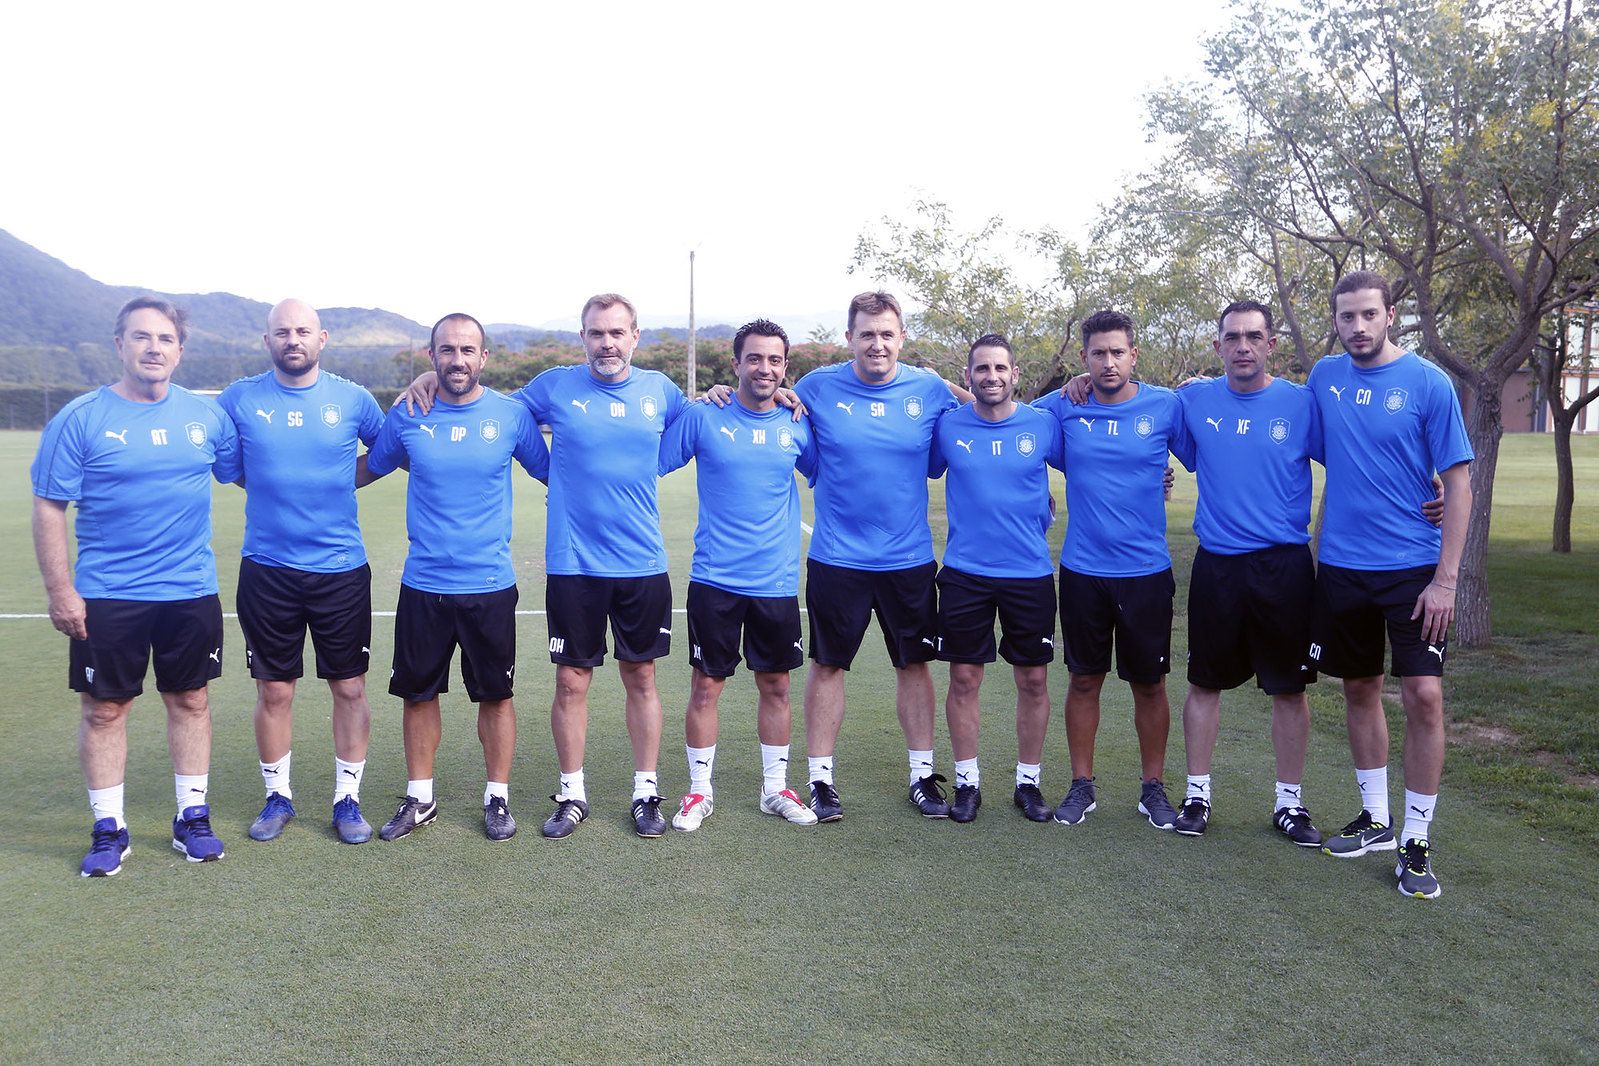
1355, 766, 1390, 825
632, 770, 659, 801
1016, 762, 1042, 789
558, 768, 586, 803
484, 781, 508, 806
1275, 780, 1305, 813
1187, 774, 1212, 804
808, 756, 834, 786
908, 749, 935, 786
407, 778, 434, 805
260, 751, 292, 799
88, 783, 125, 828
686, 744, 716, 797
760, 744, 790, 795
1402, 789, 1437, 845
954, 758, 980, 788
334, 758, 364, 802
175, 774, 209, 814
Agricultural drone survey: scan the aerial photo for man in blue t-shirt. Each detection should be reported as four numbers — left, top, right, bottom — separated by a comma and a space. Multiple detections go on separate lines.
657, 319, 820, 832
1309, 272, 1474, 900
217, 299, 386, 846
1165, 301, 1325, 846
1034, 310, 1182, 832
928, 335, 1065, 824
32, 297, 243, 877
792, 291, 959, 823
365, 314, 550, 845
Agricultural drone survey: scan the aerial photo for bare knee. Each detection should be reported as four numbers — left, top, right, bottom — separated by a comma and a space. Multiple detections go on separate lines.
82, 697, 133, 730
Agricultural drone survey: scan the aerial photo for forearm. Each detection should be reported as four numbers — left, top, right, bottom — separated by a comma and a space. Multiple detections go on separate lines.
1433, 464, 1473, 585
32, 497, 75, 598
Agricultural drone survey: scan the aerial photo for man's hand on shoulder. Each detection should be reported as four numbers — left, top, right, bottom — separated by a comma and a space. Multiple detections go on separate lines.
398, 371, 439, 416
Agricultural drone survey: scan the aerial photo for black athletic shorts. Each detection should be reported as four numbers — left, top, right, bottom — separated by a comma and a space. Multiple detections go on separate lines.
1187, 544, 1316, 694
237, 558, 372, 682
1309, 563, 1445, 678
389, 583, 518, 702
69, 595, 224, 700
686, 581, 804, 679
935, 566, 1057, 667
806, 559, 937, 670
545, 573, 672, 667
1058, 565, 1174, 683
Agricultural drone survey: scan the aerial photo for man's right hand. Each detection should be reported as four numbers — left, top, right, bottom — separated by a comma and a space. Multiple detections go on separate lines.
48, 589, 87, 641
398, 371, 440, 415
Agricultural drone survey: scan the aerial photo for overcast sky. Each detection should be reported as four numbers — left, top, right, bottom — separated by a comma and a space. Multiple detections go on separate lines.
2, 1, 1224, 332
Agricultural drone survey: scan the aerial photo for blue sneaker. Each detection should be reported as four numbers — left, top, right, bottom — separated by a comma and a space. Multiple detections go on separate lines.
80, 818, 131, 877
248, 792, 296, 841
172, 804, 226, 862
332, 796, 372, 844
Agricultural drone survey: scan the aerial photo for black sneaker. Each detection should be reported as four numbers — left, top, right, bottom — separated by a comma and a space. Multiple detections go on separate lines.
1395, 838, 1442, 899
1053, 777, 1097, 825
484, 796, 517, 841
1272, 805, 1322, 847
909, 773, 951, 818
809, 780, 844, 823
1322, 809, 1396, 858
1138, 779, 1178, 830
378, 795, 438, 841
950, 785, 981, 823
1174, 797, 1210, 836
632, 796, 667, 838
1013, 783, 1051, 822
541, 796, 589, 839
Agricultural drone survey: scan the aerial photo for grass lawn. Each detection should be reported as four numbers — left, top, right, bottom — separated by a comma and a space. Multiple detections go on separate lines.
0, 429, 1594, 1063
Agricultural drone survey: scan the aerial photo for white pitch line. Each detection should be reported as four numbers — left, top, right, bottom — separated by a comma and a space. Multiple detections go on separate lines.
801, 521, 813, 535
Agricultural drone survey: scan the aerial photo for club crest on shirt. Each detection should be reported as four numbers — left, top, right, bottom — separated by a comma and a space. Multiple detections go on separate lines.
185, 421, 207, 447
778, 427, 794, 450
1384, 388, 1408, 413
641, 395, 658, 420
480, 418, 500, 442
1134, 414, 1154, 438
1270, 418, 1290, 443
1016, 432, 1037, 456
904, 396, 923, 420
321, 403, 342, 427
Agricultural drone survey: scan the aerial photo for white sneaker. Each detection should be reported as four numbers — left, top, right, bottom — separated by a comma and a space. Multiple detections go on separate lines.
672, 792, 713, 832
759, 787, 819, 825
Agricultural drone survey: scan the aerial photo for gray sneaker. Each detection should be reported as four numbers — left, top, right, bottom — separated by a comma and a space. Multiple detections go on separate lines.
1322, 810, 1397, 857
1396, 839, 1441, 899
1053, 777, 1097, 826
1138, 778, 1177, 830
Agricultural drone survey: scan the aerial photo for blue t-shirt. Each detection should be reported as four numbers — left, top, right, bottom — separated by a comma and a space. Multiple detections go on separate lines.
31, 385, 242, 600
659, 397, 818, 597
1170, 377, 1316, 555
929, 403, 1065, 579
364, 389, 549, 594
1308, 351, 1474, 570
794, 361, 958, 571
217, 370, 385, 573
517, 365, 687, 578
1035, 383, 1180, 577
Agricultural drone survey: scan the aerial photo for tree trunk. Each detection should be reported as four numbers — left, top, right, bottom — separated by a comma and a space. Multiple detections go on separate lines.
1552, 410, 1577, 553
1457, 372, 1503, 646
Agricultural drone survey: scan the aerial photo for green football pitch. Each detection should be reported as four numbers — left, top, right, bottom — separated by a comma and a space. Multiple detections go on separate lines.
1, 428, 1595, 1062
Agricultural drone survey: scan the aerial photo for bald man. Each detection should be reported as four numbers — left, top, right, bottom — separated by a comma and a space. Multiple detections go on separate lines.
217, 300, 386, 844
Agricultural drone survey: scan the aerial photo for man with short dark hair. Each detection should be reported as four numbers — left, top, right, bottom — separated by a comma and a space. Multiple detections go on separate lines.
1309, 271, 1473, 899
929, 334, 1064, 823
1166, 300, 1324, 844
217, 299, 386, 845
33, 296, 242, 876
366, 313, 549, 843
793, 291, 959, 822
658, 319, 820, 830
1035, 310, 1182, 831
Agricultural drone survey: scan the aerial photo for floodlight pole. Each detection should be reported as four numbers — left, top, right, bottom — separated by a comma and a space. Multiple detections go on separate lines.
688, 250, 698, 397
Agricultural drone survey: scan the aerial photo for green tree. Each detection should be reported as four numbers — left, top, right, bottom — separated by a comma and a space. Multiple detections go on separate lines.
1138, 0, 1599, 644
